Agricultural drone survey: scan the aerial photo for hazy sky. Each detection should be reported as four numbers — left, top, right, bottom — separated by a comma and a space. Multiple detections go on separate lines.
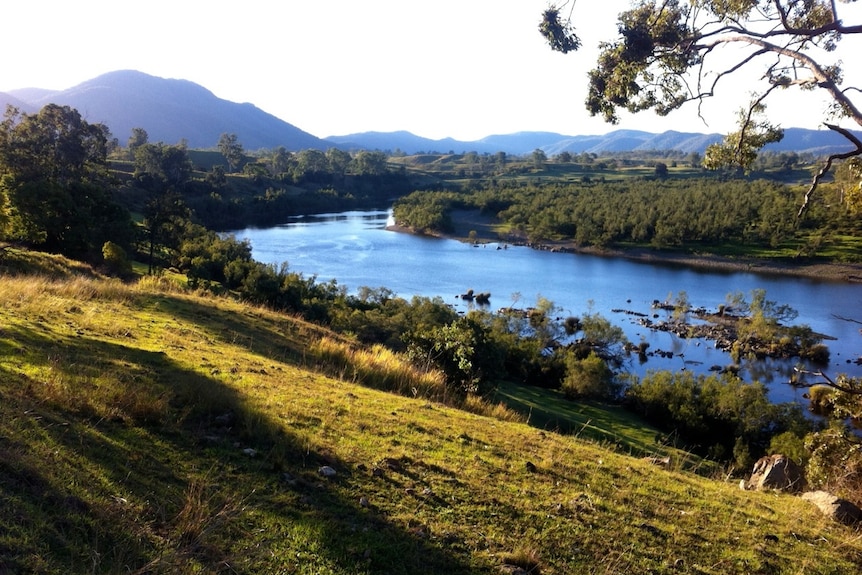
2, 0, 860, 141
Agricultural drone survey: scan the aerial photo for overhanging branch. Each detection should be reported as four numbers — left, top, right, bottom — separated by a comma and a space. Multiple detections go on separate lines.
798, 123, 862, 218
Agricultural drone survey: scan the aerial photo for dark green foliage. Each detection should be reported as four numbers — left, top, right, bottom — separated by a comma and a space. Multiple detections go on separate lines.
392, 191, 457, 234
805, 421, 862, 493
539, 6, 581, 53
392, 176, 859, 256
217, 133, 245, 173
405, 315, 505, 394
562, 351, 619, 400
178, 225, 253, 288
625, 370, 812, 464
0, 104, 134, 258
134, 143, 192, 188
332, 291, 459, 350
585, 0, 695, 123
133, 143, 194, 272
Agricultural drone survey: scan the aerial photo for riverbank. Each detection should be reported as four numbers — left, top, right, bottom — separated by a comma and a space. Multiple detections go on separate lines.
387, 209, 862, 283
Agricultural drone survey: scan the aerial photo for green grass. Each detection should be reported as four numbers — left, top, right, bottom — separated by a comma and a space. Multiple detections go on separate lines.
2, 252, 861, 574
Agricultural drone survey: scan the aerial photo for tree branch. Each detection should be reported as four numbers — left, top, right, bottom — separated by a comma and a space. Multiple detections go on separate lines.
798, 123, 862, 218
795, 367, 862, 395
831, 313, 862, 326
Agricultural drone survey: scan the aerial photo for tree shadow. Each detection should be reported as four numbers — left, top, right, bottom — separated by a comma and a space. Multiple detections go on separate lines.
0, 320, 476, 573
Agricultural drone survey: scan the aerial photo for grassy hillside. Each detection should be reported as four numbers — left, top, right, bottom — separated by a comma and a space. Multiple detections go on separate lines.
1, 251, 861, 574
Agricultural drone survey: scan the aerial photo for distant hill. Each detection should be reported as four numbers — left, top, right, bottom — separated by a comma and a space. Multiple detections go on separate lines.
0, 91, 38, 114
6, 70, 861, 156
327, 127, 861, 157
6, 70, 328, 151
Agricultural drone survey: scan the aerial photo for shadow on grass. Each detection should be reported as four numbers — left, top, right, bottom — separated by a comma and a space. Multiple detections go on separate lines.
0, 322, 476, 574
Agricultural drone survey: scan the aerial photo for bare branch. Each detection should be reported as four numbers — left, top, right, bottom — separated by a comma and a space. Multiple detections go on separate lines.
795, 367, 862, 395
831, 313, 862, 326
695, 33, 862, 127
798, 123, 862, 218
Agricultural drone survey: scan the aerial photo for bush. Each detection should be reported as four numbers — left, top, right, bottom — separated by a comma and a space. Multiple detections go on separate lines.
562, 351, 618, 400
102, 241, 133, 277
805, 422, 862, 503
768, 431, 809, 467
625, 370, 812, 462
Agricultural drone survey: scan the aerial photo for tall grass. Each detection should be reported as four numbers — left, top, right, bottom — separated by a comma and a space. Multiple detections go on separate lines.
309, 336, 448, 398
308, 336, 526, 422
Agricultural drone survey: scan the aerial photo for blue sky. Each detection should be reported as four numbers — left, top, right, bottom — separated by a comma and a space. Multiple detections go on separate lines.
2, 0, 860, 140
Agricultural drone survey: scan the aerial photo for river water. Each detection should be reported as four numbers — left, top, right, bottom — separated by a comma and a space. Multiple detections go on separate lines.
229, 209, 862, 405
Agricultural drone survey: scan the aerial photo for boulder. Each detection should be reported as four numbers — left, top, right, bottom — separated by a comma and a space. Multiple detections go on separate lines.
801, 491, 862, 525
742, 454, 808, 493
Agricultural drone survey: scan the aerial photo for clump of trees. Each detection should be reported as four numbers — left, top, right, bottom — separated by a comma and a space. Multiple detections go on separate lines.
0, 104, 134, 259
393, 178, 857, 255
625, 370, 812, 468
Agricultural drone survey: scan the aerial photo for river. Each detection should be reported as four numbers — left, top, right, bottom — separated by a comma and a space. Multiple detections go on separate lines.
229, 209, 862, 405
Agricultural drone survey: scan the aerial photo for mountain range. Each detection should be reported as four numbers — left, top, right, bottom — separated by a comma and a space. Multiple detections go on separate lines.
2, 70, 858, 156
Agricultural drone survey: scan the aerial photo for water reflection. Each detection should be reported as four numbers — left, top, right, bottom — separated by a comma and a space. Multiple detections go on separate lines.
230, 209, 862, 406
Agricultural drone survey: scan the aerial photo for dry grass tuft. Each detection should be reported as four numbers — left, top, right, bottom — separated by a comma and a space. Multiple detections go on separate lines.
309, 336, 449, 399
460, 393, 527, 423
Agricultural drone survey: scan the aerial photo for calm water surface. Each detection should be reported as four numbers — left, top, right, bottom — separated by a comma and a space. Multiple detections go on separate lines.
230, 209, 862, 405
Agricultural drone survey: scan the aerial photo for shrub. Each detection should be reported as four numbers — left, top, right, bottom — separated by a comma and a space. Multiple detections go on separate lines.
768, 431, 809, 467
562, 351, 618, 400
805, 422, 862, 503
102, 241, 133, 278
625, 370, 812, 462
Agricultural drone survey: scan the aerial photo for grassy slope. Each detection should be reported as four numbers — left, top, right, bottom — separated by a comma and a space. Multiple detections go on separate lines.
1, 251, 861, 574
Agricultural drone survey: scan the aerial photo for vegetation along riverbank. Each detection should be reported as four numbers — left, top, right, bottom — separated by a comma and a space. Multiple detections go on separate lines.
391, 179, 862, 283
3, 101, 862, 573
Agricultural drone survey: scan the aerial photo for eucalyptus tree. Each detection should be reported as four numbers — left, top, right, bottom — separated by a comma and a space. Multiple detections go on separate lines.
218, 132, 245, 173
0, 104, 132, 257
539, 0, 862, 215
325, 147, 352, 177
128, 127, 149, 152
133, 143, 193, 273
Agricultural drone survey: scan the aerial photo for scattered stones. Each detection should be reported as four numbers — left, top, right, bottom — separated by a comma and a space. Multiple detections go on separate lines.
242, 447, 257, 457
318, 465, 337, 478
801, 491, 862, 525
742, 454, 808, 493
359, 496, 370, 508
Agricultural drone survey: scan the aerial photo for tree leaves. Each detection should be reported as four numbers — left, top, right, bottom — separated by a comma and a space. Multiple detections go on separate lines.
585, 0, 696, 123
539, 7, 581, 54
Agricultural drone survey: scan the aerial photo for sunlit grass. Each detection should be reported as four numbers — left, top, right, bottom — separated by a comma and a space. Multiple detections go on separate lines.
2, 249, 861, 574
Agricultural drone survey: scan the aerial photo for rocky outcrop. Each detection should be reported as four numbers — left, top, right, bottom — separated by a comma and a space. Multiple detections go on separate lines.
741, 454, 808, 493
801, 491, 862, 525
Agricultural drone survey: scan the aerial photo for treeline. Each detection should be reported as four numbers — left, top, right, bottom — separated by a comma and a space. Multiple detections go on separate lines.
393, 178, 860, 256
4, 103, 861, 487
123, 138, 413, 231
0, 104, 415, 268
